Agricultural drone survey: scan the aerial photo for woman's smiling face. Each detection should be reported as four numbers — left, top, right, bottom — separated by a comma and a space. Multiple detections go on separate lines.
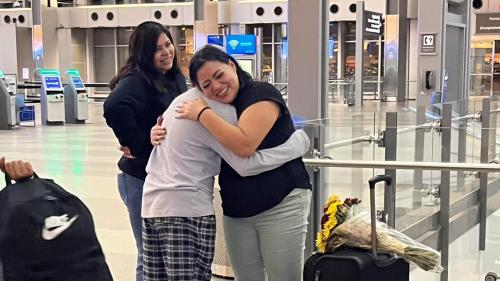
196, 60, 240, 104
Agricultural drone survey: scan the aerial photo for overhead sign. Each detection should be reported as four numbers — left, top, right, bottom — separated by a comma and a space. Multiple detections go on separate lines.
364, 11, 383, 36
476, 13, 500, 34
420, 33, 436, 55
225, 35, 256, 55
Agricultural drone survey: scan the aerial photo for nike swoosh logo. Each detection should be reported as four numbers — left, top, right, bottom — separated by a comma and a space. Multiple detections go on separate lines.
41, 215, 79, 241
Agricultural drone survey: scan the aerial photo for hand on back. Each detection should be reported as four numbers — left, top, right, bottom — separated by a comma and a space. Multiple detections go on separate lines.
151, 116, 167, 146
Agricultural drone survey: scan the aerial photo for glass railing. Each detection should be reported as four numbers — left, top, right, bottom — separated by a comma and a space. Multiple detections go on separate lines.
298, 96, 500, 281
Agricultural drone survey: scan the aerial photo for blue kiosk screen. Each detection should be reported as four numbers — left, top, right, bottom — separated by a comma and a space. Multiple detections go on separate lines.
72, 77, 85, 90
44, 76, 62, 90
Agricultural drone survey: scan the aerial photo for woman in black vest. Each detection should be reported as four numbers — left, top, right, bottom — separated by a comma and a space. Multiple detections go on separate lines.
103, 21, 187, 281
176, 45, 312, 281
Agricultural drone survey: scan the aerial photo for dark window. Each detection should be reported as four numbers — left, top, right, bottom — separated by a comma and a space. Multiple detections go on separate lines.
256, 7, 264, 16
472, 0, 483, 9
170, 10, 178, 19
274, 6, 283, 16
349, 3, 356, 13
330, 4, 339, 14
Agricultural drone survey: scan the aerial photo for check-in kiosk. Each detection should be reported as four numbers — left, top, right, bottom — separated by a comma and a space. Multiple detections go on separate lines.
40, 69, 65, 125
0, 70, 17, 130
64, 69, 88, 124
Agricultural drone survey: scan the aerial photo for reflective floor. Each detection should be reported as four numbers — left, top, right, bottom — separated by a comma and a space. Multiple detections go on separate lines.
0, 101, 498, 281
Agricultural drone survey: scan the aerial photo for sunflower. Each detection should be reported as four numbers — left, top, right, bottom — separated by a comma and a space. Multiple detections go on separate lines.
315, 195, 361, 253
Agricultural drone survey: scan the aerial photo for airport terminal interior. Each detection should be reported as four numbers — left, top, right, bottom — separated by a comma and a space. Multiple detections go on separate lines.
1, 0, 500, 281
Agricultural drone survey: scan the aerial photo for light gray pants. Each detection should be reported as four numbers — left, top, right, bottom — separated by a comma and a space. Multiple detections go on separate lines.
223, 188, 311, 281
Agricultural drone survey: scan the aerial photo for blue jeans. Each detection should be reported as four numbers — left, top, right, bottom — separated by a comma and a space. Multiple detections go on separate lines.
118, 173, 144, 281
223, 188, 311, 281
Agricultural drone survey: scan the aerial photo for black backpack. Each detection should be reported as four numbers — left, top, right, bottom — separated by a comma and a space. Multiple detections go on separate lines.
0, 173, 113, 281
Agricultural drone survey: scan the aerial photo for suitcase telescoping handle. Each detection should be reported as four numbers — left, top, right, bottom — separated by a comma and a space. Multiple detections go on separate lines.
369, 175, 392, 258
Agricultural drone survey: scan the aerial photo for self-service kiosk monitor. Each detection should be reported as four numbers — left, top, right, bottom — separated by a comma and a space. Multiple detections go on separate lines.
0, 71, 17, 129
40, 69, 65, 125
64, 69, 88, 123
236, 58, 255, 78
225, 35, 257, 78
44, 76, 62, 90
71, 77, 85, 90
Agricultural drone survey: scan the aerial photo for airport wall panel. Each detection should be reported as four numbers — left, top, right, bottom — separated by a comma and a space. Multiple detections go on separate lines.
182, 4, 194, 26
472, 0, 490, 13
68, 8, 88, 28
218, 1, 231, 24
0, 8, 31, 27
0, 25, 18, 74
328, 0, 385, 22
228, 1, 252, 24
250, 1, 287, 23
488, 0, 500, 12
57, 7, 71, 28
471, 0, 490, 36
119, 6, 150, 27
407, 0, 418, 19
151, 5, 184, 26
87, 7, 119, 28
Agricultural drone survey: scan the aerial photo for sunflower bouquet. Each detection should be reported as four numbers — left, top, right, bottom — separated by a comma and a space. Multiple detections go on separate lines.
316, 194, 443, 273
315, 195, 361, 253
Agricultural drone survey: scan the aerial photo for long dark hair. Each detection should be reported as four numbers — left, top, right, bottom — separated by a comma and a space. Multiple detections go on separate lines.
188, 45, 252, 89
109, 21, 182, 91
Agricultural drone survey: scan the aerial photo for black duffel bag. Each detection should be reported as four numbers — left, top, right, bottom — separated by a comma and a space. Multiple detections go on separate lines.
0, 173, 113, 281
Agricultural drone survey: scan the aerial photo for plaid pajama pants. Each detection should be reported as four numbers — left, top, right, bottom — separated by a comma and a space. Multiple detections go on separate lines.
142, 216, 216, 281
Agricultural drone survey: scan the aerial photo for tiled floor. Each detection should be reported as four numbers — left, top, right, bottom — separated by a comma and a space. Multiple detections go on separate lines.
0, 101, 498, 281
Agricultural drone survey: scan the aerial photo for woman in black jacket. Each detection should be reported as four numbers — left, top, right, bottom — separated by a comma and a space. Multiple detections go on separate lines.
103, 21, 187, 281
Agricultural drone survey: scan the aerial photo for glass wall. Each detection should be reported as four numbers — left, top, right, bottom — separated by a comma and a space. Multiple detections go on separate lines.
469, 41, 493, 96
246, 23, 287, 84
92, 26, 193, 94
71, 29, 88, 81
329, 22, 339, 80
344, 21, 384, 99
93, 28, 116, 93
178, 27, 194, 79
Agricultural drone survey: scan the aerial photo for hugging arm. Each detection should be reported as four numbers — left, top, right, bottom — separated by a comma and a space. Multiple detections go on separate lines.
207, 130, 310, 177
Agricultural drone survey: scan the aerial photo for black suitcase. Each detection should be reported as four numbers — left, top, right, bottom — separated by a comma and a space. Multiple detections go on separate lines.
304, 175, 410, 281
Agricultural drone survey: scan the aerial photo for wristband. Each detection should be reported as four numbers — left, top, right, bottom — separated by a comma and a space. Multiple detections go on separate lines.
197, 106, 211, 121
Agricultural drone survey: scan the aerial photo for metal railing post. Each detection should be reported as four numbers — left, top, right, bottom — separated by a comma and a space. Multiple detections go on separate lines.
457, 119, 467, 190
479, 97, 491, 251
440, 103, 452, 281
385, 112, 397, 228
303, 124, 326, 257
414, 106, 426, 207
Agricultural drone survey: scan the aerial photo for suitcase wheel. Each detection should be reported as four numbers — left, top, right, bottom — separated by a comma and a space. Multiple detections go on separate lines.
485, 272, 498, 281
